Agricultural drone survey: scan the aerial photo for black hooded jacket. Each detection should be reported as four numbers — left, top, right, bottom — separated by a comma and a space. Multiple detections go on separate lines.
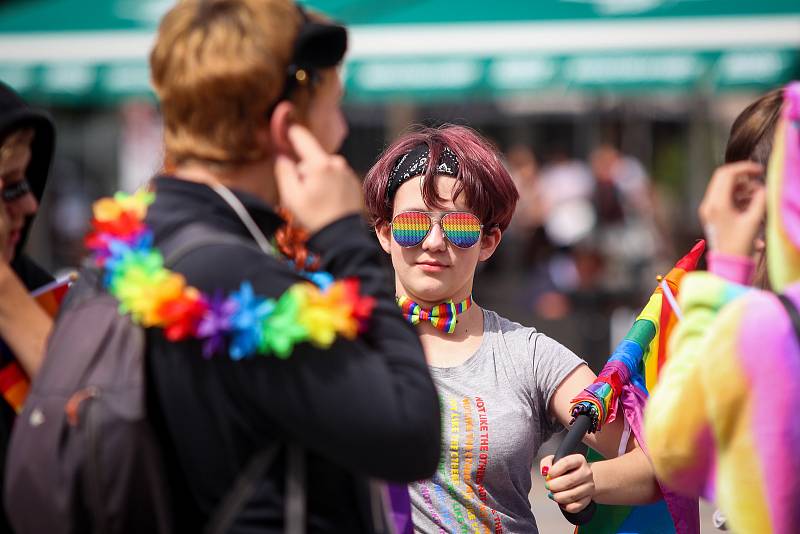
145, 177, 441, 533
0, 82, 55, 534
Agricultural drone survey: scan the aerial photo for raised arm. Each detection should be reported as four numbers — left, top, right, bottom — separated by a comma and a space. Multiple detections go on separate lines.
646, 160, 766, 494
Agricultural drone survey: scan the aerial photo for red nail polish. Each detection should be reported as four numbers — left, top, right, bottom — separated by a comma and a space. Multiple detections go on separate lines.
541, 466, 549, 477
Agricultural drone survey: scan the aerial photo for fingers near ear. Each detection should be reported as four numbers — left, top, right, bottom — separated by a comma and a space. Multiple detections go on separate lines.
746, 185, 767, 222
708, 161, 764, 199
274, 154, 301, 195
287, 123, 327, 162
727, 160, 764, 171
701, 161, 766, 223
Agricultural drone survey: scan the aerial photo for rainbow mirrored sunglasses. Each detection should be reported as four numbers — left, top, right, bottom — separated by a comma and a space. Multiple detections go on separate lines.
390, 211, 483, 249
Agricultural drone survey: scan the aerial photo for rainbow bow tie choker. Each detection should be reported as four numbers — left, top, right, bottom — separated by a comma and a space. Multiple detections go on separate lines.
396, 295, 472, 334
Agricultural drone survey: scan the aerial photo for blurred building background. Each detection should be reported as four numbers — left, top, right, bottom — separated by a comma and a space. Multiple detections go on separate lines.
1, 0, 799, 368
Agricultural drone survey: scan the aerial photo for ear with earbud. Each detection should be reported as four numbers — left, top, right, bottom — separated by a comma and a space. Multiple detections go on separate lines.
269, 100, 297, 158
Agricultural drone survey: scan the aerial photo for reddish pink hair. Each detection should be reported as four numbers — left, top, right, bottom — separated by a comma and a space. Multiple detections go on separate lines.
363, 125, 519, 231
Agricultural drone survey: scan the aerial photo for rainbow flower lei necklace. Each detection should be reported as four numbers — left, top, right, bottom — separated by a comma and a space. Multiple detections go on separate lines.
84, 189, 374, 360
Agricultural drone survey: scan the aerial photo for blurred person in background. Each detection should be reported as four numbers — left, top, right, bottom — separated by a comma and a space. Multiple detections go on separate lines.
645, 83, 798, 534
500, 144, 572, 318
504, 144, 547, 267
0, 81, 56, 533
364, 125, 659, 534
522, 147, 596, 320
590, 144, 652, 218
538, 146, 596, 251
588, 143, 659, 295
133, 0, 441, 531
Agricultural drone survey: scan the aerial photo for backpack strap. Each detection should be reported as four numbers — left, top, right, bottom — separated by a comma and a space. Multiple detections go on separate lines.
285, 445, 306, 534
161, 223, 255, 268
205, 444, 280, 534
777, 293, 800, 341
160, 223, 308, 533
204, 445, 306, 534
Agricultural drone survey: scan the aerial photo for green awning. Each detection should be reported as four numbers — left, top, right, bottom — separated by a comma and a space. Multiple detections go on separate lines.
0, 0, 798, 104
305, 0, 800, 24
344, 49, 800, 102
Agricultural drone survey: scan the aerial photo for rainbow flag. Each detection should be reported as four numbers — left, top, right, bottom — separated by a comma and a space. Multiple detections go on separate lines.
0, 362, 29, 415
0, 274, 75, 413
571, 241, 704, 534
31, 273, 76, 317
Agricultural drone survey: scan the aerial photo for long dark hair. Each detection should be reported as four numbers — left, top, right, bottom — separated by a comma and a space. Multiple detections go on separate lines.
725, 88, 784, 167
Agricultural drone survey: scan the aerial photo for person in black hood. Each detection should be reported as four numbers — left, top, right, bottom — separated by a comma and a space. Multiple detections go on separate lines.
0, 82, 54, 282
0, 80, 55, 374
0, 82, 57, 532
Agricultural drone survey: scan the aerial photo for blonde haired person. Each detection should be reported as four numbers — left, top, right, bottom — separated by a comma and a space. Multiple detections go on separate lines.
116, 1, 438, 532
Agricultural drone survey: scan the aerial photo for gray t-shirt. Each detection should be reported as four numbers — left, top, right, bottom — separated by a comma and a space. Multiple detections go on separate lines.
410, 309, 584, 534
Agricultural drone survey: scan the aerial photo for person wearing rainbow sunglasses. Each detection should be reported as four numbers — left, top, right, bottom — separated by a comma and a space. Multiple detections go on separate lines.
363, 125, 659, 533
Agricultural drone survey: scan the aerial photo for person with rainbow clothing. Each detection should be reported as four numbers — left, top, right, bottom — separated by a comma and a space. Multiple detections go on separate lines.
646, 83, 800, 534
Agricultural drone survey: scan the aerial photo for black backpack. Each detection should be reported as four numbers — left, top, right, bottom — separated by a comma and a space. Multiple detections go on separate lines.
4, 224, 306, 534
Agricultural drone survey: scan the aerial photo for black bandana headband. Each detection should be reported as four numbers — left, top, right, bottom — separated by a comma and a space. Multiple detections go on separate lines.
386, 144, 459, 201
